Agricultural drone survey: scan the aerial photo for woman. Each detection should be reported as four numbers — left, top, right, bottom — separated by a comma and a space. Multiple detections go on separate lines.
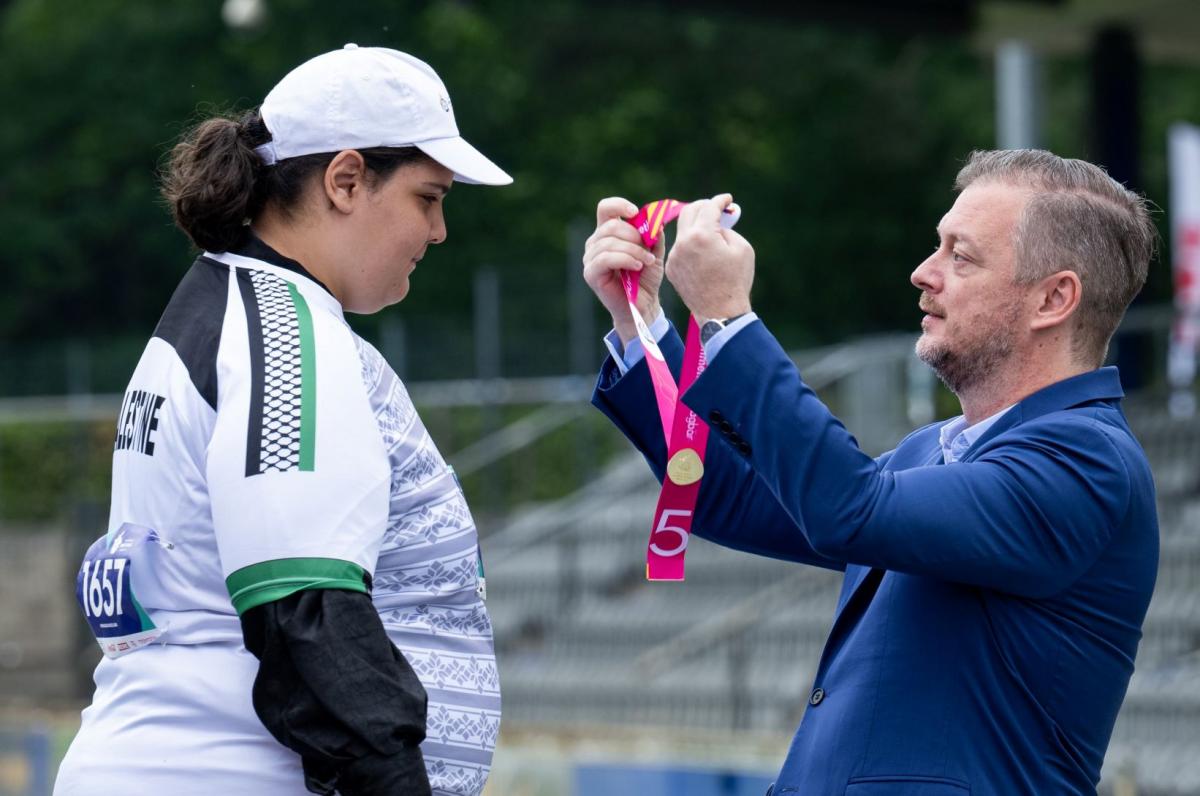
55, 44, 507, 796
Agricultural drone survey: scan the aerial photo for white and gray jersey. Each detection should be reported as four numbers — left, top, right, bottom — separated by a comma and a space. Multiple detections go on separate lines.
355, 336, 500, 792
56, 242, 497, 795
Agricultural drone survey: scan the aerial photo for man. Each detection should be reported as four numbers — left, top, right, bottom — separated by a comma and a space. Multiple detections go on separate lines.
583, 150, 1159, 794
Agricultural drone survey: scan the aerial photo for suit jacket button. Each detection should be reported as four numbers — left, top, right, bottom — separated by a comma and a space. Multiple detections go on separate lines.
718, 419, 734, 433
709, 410, 725, 423
809, 687, 825, 706
737, 440, 752, 456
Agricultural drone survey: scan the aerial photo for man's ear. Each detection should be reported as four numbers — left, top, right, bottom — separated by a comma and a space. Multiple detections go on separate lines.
322, 150, 368, 214
1029, 269, 1082, 332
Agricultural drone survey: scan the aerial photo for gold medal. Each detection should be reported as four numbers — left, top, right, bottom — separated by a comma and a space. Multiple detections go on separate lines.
667, 448, 704, 486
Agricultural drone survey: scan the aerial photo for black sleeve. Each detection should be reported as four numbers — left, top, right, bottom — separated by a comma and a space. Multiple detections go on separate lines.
240, 587, 432, 796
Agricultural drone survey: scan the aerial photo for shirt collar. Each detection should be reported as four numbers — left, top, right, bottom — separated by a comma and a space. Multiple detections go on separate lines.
228, 231, 336, 298
936, 367, 1127, 464
939, 404, 1015, 464
964, 366, 1127, 456
1015, 366, 1125, 417
202, 232, 344, 318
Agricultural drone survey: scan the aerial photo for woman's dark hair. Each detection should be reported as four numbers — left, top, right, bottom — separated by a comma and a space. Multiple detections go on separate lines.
160, 108, 430, 252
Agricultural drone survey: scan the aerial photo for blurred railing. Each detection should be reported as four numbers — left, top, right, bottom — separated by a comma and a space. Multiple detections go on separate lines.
0, 301, 1192, 794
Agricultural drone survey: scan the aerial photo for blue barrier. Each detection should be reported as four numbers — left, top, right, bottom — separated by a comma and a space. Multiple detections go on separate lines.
0, 725, 51, 796
26, 727, 50, 796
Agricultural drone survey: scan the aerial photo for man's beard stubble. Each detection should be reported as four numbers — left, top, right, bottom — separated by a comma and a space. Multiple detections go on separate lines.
915, 297, 1023, 395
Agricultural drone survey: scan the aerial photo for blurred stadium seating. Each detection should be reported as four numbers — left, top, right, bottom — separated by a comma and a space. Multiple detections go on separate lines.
483, 365, 1200, 794
0, 325, 1196, 795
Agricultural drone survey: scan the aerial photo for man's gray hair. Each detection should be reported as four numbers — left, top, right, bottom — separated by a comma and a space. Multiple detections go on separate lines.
954, 149, 1156, 366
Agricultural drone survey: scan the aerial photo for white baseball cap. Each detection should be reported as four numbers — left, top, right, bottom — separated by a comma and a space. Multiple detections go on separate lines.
254, 43, 512, 186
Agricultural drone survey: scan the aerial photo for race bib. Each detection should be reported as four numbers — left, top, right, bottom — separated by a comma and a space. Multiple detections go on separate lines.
75, 524, 170, 658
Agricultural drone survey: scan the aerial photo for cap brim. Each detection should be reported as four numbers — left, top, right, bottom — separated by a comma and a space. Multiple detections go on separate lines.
417, 137, 512, 186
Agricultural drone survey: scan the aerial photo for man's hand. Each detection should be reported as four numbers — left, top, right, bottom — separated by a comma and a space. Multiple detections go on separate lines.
583, 197, 666, 346
666, 194, 754, 323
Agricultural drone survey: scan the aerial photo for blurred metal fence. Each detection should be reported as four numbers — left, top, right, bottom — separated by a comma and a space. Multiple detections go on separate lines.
0, 303, 1193, 794
0, 250, 607, 399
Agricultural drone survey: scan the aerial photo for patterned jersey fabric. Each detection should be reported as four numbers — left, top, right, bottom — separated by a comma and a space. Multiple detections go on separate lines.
356, 337, 500, 794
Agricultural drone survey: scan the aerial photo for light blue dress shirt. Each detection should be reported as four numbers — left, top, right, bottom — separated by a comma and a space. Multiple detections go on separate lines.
604, 309, 759, 375
937, 405, 1015, 464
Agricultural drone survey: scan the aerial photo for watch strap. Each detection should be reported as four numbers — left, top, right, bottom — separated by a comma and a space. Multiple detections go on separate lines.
700, 313, 747, 345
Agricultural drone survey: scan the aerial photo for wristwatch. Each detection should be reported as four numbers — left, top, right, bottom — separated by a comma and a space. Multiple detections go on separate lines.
699, 313, 748, 345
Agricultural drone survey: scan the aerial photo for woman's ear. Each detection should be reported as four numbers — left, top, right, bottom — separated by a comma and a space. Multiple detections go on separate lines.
322, 150, 368, 214
1029, 269, 1082, 332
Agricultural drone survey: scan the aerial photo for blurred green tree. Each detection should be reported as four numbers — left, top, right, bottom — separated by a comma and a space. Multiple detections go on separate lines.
0, 0, 1183, 365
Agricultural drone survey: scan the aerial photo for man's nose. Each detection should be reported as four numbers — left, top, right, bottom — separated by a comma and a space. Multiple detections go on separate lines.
911, 253, 940, 292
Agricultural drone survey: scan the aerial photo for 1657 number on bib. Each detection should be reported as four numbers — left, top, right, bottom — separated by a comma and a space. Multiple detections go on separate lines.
75, 524, 168, 658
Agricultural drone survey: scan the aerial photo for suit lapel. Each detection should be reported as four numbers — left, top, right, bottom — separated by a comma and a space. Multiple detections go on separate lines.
818, 567, 885, 673
839, 563, 875, 609
829, 442, 945, 622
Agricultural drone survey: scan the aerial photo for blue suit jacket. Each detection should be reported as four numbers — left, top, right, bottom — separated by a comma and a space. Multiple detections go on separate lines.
592, 321, 1159, 796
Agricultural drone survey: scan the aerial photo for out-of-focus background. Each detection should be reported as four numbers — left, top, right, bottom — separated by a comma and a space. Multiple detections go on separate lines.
1, 0, 1199, 793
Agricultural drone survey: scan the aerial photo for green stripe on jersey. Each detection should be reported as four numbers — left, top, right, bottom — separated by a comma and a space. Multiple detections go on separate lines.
132, 592, 155, 631
287, 282, 316, 472
225, 558, 367, 616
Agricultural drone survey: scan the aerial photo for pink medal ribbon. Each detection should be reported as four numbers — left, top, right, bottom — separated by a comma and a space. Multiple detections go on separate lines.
622, 198, 741, 580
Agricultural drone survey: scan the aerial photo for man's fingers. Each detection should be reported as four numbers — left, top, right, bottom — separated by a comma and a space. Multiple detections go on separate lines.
652, 234, 666, 260
695, 193, 733, 227
585, 238, 655, 267
596, 196, 640, 227
718, 227, 751, 249
601, 217, 648, 244
678, 193, 733, 233
587, 217, 646, 249
584, 251, 645, 280
677, 199, 703, 230
711, 193, 734, 210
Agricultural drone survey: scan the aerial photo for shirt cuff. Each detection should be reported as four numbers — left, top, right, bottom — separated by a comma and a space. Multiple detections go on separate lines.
604, 309, 669, 375
702, 312, 759, 364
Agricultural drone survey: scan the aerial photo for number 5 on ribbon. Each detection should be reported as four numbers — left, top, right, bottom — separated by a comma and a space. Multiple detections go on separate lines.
649, 509, 692, 557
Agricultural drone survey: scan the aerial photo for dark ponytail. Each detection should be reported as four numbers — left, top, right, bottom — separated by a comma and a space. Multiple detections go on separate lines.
161, 109, 271, 253
162, 107, 431, 253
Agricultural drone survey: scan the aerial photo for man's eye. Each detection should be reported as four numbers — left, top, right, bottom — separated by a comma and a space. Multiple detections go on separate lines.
952, 251, 968, 263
